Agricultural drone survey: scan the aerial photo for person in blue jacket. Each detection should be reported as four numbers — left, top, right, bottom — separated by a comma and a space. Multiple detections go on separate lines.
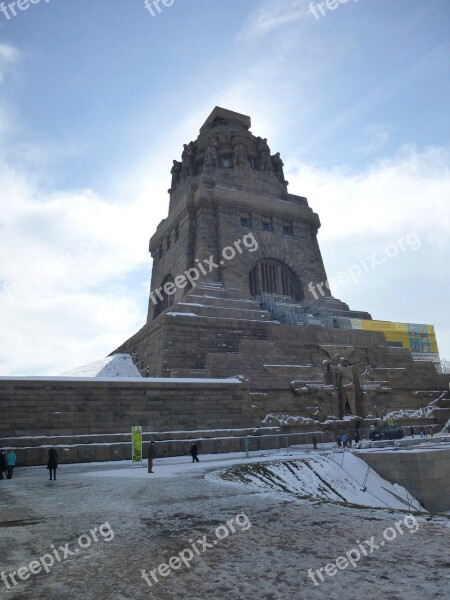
6, 449, 16, 479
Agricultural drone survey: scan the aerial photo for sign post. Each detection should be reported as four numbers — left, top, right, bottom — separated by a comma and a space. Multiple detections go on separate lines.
132, 426, 143, 464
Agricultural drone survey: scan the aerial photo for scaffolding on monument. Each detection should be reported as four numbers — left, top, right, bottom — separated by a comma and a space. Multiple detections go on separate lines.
259, 292, 309, 326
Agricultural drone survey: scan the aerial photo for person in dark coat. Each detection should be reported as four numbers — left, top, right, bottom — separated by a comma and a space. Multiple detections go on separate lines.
190, 443, 199, 463
0, 449, 6, 480
47, 448, 58, 481
410, 426, 415, 438
147, 441, 156, 473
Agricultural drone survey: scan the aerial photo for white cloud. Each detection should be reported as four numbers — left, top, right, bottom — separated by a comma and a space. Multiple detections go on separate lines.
0, 150, 169, 376
361, 124, 390, 155
0, 43, 19, 82
239, 0, 309, 39
285, 145, 450, 358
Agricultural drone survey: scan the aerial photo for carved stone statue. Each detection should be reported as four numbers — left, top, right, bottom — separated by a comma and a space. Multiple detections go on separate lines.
170, 160, 182, 191
181, 143, 194, 178
204, 136, 218, 169
331, 356, 356, 418
258, 137, 274, 173
232, 135, 248, 169
272, 152, 287, 185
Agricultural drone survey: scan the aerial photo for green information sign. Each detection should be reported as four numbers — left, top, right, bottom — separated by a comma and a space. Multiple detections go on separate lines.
132, 426, 143, 463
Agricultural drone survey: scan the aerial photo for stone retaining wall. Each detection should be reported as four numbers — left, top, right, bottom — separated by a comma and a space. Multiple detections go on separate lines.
356, 445, 450, 513
0, 377, 254, 438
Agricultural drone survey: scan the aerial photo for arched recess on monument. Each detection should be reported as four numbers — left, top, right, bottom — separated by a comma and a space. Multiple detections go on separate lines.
249, 259, 304, 301
153, 274, 175, 320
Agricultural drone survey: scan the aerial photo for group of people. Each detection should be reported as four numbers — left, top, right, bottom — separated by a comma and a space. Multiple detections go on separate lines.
147, 441, 199, 473
0, 449, 16, 479
0, 448, 58, 481
410, 426, 433, 438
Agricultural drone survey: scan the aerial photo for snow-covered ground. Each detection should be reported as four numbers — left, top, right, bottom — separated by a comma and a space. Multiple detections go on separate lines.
209, 452, 423, 511
0, 451, 448, 600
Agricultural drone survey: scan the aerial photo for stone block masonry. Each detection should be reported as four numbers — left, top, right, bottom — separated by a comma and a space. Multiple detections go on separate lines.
357, 446, 450, 513
0, 377, 254, 439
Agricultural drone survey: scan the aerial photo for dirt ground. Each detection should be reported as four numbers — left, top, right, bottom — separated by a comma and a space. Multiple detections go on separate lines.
0, 456, 449, 600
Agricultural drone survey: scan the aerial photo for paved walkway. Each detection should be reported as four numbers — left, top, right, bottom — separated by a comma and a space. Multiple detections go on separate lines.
0, 454, 449, 599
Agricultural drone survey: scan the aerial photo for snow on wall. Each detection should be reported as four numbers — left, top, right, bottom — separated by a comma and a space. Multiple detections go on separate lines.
60, 353, 142, 378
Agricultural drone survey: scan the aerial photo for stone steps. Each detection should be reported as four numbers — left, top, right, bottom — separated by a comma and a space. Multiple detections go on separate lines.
1, 426, 282, 467
173, 301, 272, 321
187, 293, 262, 311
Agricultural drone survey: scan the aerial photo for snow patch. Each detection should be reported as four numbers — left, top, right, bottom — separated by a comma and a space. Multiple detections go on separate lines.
60, 353, 141, 378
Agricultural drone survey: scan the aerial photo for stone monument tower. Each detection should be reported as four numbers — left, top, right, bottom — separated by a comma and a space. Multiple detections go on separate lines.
114, 107, 447, 423
147, 107, 363, 321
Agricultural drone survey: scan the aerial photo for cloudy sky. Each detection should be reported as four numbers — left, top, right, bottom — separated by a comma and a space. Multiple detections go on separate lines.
0, 0, 449, 376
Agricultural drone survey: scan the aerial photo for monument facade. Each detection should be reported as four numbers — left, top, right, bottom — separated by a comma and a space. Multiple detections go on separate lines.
1, 107, 448, 466
114, 107, 448, 424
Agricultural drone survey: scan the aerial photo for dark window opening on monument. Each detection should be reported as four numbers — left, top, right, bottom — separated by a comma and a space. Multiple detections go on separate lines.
249, 261, 301, 300
282, 221, 293, 236
262, 217, 272, 232
222, 155, 232, 168
212, 117, 228, 127
174, 226, 180, 242
166, 235, 171, 251
248, 158, 254, 169
196, 161, 203, 174
153, 275, 175, 319
240, 211, 252, 228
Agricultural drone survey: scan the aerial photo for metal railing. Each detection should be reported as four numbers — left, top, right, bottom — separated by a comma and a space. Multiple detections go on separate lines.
243, 431, 335, 458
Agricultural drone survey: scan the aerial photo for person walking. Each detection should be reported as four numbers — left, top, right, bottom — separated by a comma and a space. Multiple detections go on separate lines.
6, 449, 16, 479
190, 443, 200, 463
47, 448, 58, 481
410, 426, 415, 438
0, 449, 6, 480
147, 441, 156, 473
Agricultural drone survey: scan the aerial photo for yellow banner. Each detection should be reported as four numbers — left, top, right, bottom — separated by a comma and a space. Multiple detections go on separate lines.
132, 426, 143, 463
350, 319, 439, 357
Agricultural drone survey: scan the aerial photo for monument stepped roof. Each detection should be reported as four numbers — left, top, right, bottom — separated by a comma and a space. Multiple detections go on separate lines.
200, 106, 251, 133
